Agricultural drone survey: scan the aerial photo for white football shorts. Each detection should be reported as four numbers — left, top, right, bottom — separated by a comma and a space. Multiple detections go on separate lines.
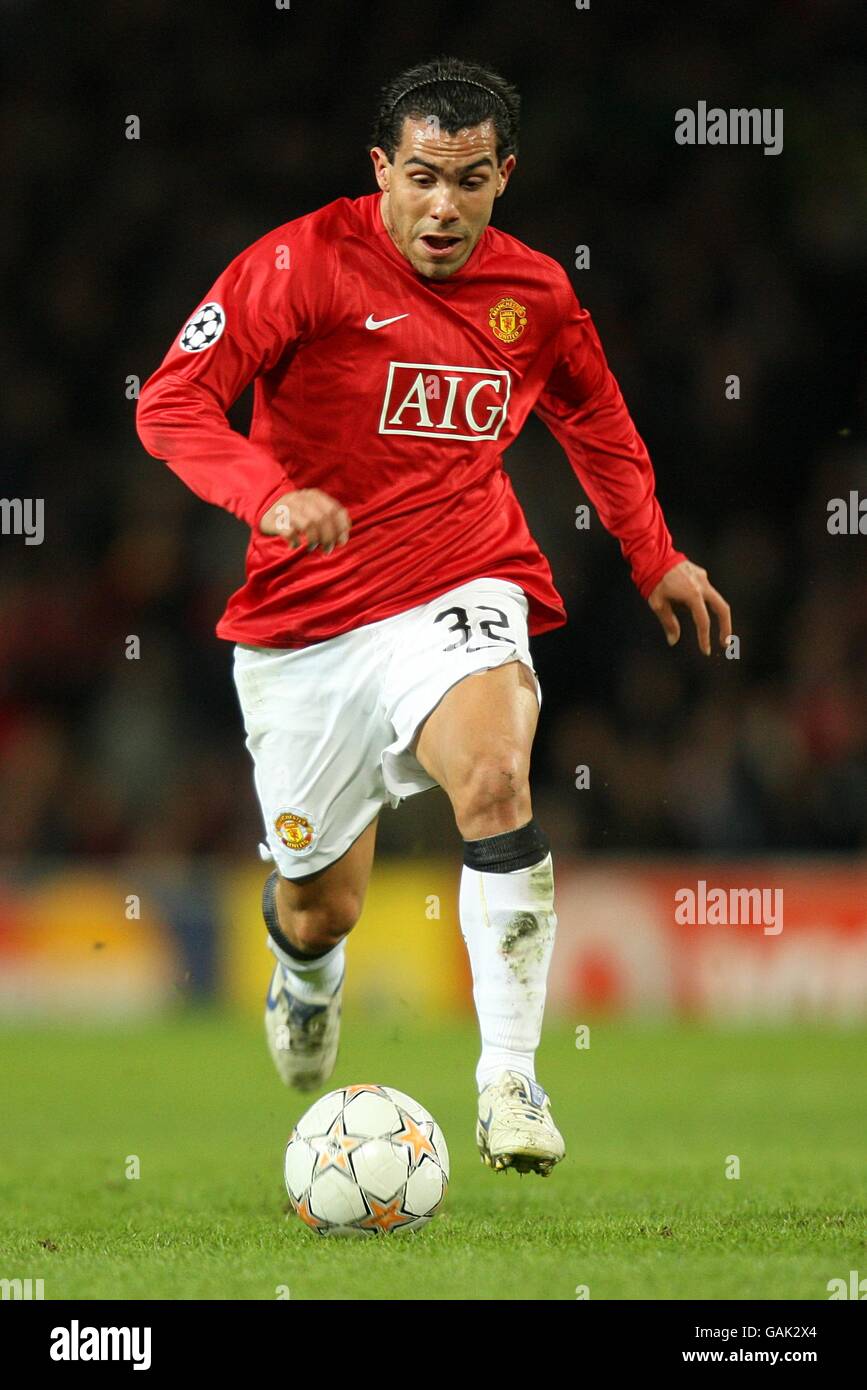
232, 576, 543, 879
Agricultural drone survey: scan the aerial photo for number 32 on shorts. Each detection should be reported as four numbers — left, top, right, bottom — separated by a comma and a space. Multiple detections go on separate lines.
434, 604, 516, 654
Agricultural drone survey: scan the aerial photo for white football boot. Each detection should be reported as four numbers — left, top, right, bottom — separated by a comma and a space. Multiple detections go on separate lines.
476, 1070, 565, 1176
264, 959, 344, 1092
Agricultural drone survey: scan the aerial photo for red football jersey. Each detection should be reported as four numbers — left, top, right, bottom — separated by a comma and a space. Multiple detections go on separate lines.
136, 192, 685, 647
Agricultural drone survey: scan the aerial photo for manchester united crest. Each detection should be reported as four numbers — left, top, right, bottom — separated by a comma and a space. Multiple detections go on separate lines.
274, 810, 316, 853
488, 296, 528, 344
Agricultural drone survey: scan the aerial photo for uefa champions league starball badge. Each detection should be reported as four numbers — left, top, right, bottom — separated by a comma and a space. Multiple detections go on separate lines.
178, 302, 226, 352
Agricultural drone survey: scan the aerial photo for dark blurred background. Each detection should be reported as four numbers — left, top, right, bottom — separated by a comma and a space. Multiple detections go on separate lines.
2, 0, 866, 863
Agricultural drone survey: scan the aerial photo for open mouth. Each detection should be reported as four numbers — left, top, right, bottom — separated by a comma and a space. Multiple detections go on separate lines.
419, 233, 463, 255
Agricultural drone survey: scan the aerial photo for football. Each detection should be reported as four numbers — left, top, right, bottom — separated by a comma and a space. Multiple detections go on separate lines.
284, 1083, 449, 1236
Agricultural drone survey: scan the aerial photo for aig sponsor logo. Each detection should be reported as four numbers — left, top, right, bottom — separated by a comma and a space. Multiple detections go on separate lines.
379, 362, 511, 441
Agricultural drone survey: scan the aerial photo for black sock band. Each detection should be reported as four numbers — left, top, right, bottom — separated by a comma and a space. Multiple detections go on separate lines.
462, 818, 550, 873
262, 869, 331, 962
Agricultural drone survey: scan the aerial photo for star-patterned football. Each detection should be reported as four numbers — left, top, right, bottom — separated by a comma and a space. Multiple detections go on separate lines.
284, 1084, 449, 1236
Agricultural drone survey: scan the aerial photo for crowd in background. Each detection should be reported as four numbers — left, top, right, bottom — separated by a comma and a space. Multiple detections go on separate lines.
2, 0, 865, 861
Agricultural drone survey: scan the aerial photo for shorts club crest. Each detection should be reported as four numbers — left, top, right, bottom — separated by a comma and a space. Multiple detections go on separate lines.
274, 810, 316, 853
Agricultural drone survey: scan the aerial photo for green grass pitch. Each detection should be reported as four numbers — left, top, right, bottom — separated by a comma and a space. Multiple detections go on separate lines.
0, 1010, 864, 1300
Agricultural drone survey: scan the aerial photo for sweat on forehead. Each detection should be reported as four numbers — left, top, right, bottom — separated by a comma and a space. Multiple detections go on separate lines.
404, 117, 497, 146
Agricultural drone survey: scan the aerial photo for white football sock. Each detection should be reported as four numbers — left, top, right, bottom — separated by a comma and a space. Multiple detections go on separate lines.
458, 851, 558, 1093
266, 933, 345, 1000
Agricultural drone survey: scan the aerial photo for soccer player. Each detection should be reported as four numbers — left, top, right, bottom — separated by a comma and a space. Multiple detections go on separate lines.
137, 56, 732, 1177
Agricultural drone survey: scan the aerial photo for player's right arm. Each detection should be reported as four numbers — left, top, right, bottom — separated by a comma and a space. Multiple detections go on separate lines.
136, 233, 351, 552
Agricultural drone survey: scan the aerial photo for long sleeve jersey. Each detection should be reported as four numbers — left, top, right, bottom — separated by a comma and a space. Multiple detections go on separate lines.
136, 191, 685, 647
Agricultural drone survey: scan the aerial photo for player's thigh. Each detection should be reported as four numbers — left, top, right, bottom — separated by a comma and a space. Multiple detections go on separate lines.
275, 812, 379, 930
233, 637, 390, 893
413, 656, 540, 799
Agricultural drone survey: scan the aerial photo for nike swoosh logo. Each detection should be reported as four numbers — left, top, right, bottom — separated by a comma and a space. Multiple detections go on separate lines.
365, 313, 409, 330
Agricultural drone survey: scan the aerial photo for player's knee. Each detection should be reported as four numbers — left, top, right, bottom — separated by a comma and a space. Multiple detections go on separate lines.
451, 752, 531, 835
282, 888, 361, 953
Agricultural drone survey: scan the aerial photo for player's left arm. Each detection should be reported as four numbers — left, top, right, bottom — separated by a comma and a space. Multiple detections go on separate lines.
533, 279, 732, 655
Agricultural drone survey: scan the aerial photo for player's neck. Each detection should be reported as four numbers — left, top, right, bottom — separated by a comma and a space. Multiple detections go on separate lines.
377, 192, 402, 257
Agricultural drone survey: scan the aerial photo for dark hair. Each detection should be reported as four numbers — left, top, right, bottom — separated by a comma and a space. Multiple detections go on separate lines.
371, 56, 520, 165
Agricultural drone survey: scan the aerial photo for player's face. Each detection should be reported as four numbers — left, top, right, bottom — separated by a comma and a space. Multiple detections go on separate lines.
371, 118, 516, 280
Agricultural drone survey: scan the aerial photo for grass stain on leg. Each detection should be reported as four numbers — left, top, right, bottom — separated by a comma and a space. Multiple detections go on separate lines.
499, 912, 552, 985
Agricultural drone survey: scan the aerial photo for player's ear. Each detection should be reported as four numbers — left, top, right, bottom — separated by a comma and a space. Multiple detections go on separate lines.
370, 146, 391, 192
496, 154, 517, 197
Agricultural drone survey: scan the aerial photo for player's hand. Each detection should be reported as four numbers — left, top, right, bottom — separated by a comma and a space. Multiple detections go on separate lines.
647, 559, 732, 656
259, 489, 351, 554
